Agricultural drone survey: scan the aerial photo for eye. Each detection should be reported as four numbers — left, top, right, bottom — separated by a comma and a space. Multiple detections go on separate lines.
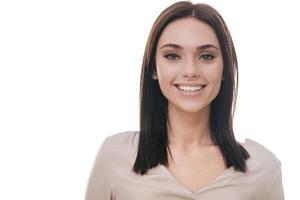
199, 54, 215, 61
164, 53, 180, 61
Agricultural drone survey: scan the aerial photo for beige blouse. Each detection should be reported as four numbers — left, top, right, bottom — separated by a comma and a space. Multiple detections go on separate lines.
85, 131, 284, 200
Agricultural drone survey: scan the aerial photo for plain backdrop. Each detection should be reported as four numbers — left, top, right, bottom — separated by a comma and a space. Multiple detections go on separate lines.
0, 0, 299, 199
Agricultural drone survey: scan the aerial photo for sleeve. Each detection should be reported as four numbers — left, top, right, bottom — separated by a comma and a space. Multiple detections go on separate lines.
85, 138, 114, 200
262, 163, 285, 200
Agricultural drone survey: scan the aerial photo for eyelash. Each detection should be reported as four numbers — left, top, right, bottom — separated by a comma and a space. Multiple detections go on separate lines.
163, 53, 216, 62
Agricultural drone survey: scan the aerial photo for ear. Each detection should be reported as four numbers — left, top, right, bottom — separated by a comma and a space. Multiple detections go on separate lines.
152, 71, 158, 80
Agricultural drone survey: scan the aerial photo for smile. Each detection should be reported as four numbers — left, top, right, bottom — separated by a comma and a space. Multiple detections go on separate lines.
174, 84, 206, 96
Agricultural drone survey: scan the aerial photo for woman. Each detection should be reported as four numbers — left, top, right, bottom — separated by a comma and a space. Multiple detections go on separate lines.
86, 1, 284, 199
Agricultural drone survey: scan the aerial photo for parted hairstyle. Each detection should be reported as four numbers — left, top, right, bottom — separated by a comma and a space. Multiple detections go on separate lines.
133, 1, 250, 175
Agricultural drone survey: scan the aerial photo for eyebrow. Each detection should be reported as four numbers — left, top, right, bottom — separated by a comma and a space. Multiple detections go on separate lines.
159, 43, 219, 50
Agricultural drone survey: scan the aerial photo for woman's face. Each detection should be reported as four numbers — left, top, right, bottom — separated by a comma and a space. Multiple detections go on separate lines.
153, 17, 224, 113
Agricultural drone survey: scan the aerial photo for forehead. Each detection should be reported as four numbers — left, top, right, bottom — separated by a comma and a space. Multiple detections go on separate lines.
157, 17, 219, 48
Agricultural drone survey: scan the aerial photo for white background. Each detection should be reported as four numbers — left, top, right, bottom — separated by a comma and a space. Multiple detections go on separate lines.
0, 0, 299, 199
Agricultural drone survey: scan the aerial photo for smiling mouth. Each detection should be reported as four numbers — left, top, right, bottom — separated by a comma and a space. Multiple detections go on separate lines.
174, 84, 207, 92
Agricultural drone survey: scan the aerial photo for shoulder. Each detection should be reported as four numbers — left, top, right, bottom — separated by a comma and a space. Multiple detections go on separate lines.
241, 138, 281, 170
238, 139, 284, 197
241, 138, 281, 176
96, 131, 139, 168
100, 130, 139, 154
88, 131, 139, 192
243, 138, 281, 167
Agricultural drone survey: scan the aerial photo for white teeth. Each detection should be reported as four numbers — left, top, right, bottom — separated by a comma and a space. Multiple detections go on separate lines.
177, 85, 204, 92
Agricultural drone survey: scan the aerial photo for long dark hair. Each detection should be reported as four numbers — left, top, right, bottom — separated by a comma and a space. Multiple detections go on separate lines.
133, 1, 250, 175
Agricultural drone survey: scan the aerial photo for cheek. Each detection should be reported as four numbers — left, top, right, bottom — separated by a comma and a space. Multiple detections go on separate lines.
156, 62, 178, 84
157, 68, 175, 93
204, 64, 223, 83
155, 64, 179, 98
204, 63, 223, 97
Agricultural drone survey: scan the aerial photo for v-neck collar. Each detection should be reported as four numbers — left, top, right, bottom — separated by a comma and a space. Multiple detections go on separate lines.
157, 138, 250, 195
158, 163, 234, 195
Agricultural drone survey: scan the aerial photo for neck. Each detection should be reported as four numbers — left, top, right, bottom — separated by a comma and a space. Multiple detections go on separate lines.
167, 103, 213, 152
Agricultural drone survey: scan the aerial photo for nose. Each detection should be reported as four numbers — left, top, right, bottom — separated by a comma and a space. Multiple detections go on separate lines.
182, 59, 200, 78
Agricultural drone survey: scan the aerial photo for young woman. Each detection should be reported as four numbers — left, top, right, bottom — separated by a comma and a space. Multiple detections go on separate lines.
86, 1, 284, 199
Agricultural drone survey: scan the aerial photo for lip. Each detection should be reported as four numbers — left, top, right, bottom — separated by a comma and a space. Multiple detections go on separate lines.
174, 83, 206, 87
174, 84, 206, 96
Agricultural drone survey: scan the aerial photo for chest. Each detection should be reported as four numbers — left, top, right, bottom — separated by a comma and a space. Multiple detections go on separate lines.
165, 146, 228, 193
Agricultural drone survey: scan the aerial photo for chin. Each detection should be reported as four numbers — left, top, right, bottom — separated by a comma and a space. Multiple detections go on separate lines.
171, 102, 210, 114
180, 106, 207, 114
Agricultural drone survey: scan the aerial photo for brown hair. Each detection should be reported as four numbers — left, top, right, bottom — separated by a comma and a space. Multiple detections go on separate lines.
133, 1, 250, 175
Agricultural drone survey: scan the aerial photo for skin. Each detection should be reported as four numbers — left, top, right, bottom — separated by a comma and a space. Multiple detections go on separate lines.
153, 16, 224, 153
152, 16, 227, 193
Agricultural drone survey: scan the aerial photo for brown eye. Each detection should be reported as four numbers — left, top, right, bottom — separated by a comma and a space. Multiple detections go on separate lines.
164, 53, 180, 61
199, 54, 215, 61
